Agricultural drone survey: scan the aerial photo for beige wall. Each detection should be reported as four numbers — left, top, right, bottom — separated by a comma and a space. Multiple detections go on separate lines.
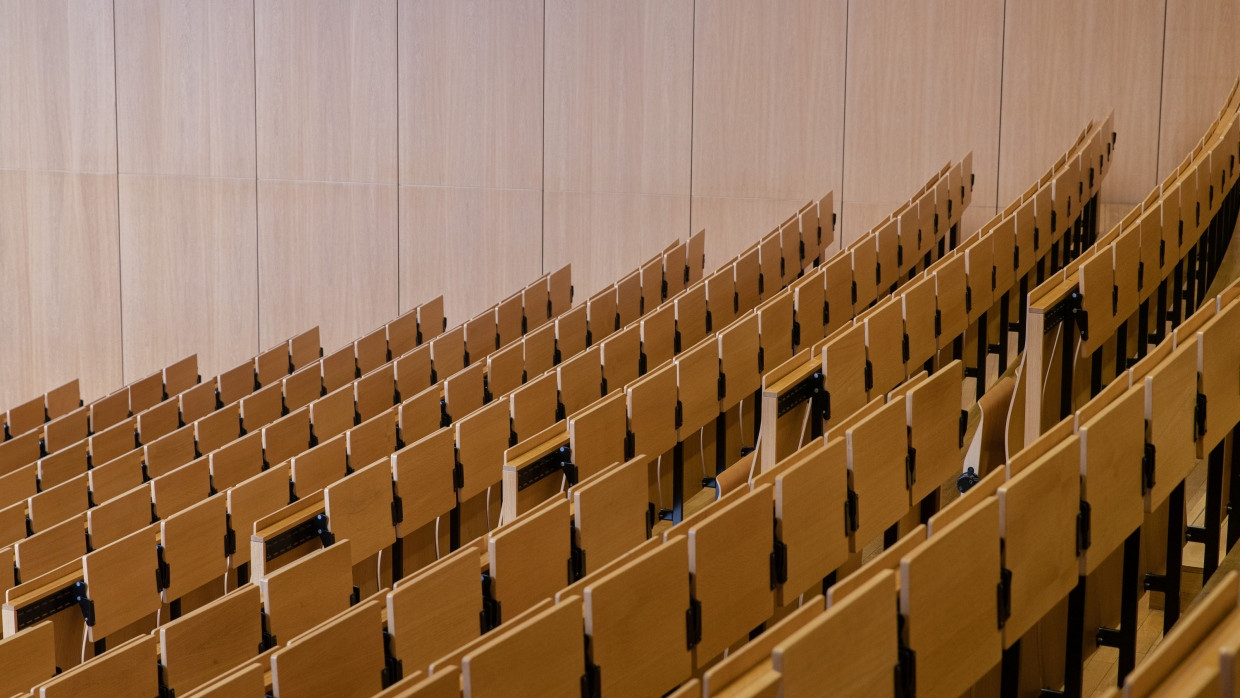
1, 0, 1237, 408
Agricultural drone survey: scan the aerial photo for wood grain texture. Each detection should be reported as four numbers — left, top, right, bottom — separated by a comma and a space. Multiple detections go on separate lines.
115, 0, 255, 177
119, 175, 258, 384
258, 180, 397, 352
544, 191, 689, 304
843, 0, 1002, 238
0, 0, 116, 172
543, 0, 693, 195
398, 0, 542, 189
1158, 0, 1240, 182
399, 186, 541, 324
0, 171, 122, 408
999, 0, 1164, 204
691, 0, 845, 202
255, 0, 397, 183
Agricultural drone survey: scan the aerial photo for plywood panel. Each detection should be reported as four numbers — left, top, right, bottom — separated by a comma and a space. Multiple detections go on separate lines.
999, 0, 1164, 204
843, 0, 1002, 237
690, 0, 846, 201
1158, 0, 1240, 181
400, 186, 541, 326
543, 191, 689, 302
115, 0, 256, 178
255, 0, 397, 183
690, 196, 810, 270
119, 175, 258, 384
0, 0, 116, 172
0, 171, 122, 407
399, 0, 542, 189
258, 180, 397, 352
543, 0, 694, 195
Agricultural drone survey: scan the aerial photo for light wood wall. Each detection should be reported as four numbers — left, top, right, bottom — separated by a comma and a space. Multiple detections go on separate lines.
1, 0, 1236, 409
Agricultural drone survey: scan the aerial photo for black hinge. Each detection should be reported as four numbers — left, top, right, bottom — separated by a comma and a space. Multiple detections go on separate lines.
439, 400, 451, 428
382, 630, 403, 687
770, 538, 788, 590
758, 273, 765, 295
799, 239, 806, 263
1178, 220, 1184, 247
733, 292, 739, 313
1138, 261, 1145, 290
851, 280, 858, 305
570, 527, 587, 582
662, 278, 669, 301
845, 489, 860, 535
791, 320, 801, 347
1033, 226, 1040, 250
674, 329, 682, 354
959, 410, 968, 448
905, 445, 917, 490
902, 333, 910, 363
934, 309, 942, 337
823, 301, 830, 327
685, 597, 703, 649
897, 244, 904, 268
998, 567, 1012, 629
1142, 442, 1156, 494
1077, 500, 1092, 555
1013, 246, 1020, 271
991, 267, 996, 291
864, 360, 874, 391
224, 524, 237, 557
261, 611, 277, 649
1111, 285, 1119, 315
675, 401, 683, 430
1051, 210, 1058, 235
896, 637, 916, 698
875, 263, 882, 286
554, 342, 562, 365
624, 431, 636, 460
638, 351, 647, 375
480, 573, 502, 631
1195, 393, 1208, 440
156, 545, 171, 591
705, 309, 713, 333
391, 492, 404, 526
585, 328, 593, 346
965, 286, 972, 314
453, 457, 465, 490
758, 347, 765, 373
718, 373, 727, 401
556, 401, 567, 421
582, 637, 601, 698
1159, 239, 1166, 267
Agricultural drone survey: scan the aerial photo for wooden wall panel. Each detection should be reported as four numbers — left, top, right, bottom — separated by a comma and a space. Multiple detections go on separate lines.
119, 175, 258, 382
999, 0, 1164, 206
0, 172, 121, 406
398, 0, 542, 189
841, 0, 1003, 244
543, 192, 689, 301
690, 0, 846, 262
543, 0, 694, 195
690, 197, 808, 268
0, 0, 116, 173
400, 187, 541, 324
1158, 0, 1240, 181
255, 0, 397, 183
258, 181, 398, 352
115, 0, 256, 178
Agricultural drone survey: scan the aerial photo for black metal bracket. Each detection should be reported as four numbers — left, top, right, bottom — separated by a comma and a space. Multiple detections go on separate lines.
1076, 500, 1092, 555
1142, 443, 1156, 494
264, 512, 334, 563
864, 360, 874, 392
1196, 393, 1208, 440
516, 445, 574, 491
845, 489, 860, 535
776, 373, 824, 418
998, 567, 1012, 629
959, 410, 968, 448
685, 597, 702, 650
14, 580, 92, 631
156, 544, 171, 591
581, 636, 602, 698
957, 466, 980, 494
481, 573, 502, 631
905, 445, 917, 490
1044, 291, 1088, 341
